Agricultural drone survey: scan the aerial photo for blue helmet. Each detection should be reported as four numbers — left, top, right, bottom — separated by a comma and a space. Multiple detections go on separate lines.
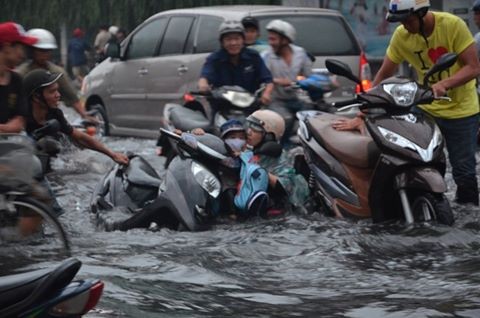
220, 119, 245, 138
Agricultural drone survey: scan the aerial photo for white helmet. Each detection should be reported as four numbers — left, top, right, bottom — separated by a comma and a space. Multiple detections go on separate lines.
218, 20, 245, 40
26, 28, 57, 49
386, 0, 430, 22
108, 25, 119, 35
247, 110, 285, 142
266, 19, 296, 43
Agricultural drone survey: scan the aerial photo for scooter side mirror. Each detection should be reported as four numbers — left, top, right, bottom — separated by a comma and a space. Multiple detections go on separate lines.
105, 42, 120, 59
423, 53, 458, 87
325, 59, 361, 85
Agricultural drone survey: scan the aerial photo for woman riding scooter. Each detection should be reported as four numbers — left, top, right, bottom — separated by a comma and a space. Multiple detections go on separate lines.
245, 109, 309, 212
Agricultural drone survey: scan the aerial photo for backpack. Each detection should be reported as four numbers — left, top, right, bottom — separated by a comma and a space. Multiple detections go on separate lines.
234, 151, 269, 214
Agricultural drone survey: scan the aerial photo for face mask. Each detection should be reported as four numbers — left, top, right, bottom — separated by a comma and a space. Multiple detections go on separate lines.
225, 138, 246, 152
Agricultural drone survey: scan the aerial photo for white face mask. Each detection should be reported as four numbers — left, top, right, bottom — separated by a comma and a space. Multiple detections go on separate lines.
225, 138, 246, 152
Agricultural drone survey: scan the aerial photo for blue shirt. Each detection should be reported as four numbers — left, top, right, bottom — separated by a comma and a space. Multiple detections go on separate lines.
67, 37, 90, 66
200, 47, 272, 94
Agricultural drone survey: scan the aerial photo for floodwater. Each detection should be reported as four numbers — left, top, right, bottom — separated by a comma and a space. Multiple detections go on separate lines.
1, 126, 480, 317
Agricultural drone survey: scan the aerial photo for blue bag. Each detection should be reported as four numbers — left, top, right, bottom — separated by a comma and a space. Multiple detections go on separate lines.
234, 151, 269, 214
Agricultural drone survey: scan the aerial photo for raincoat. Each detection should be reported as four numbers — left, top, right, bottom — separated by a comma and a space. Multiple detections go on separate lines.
251, 148, 309, 207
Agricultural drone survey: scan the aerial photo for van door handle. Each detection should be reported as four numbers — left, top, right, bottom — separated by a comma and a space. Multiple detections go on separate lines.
177, 65, 188, 74
138, 68, 149, 75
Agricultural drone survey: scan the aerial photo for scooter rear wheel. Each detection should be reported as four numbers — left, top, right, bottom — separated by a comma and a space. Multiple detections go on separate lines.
411, 193, 454, 226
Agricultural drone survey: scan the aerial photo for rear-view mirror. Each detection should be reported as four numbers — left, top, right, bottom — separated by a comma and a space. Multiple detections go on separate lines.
423, 53, 458, 86
105, 42, 120, 59
325, 59, 361, 85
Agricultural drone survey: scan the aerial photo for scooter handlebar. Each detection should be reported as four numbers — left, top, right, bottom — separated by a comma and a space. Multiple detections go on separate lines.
188, 90, 212, 96
159, 128, 182, 141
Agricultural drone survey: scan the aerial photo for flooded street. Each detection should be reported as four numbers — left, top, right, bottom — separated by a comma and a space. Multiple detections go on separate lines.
1, 124, 480, 317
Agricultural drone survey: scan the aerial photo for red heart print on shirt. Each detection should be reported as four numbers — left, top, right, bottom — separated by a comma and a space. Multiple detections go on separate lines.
428, 47, 448, 63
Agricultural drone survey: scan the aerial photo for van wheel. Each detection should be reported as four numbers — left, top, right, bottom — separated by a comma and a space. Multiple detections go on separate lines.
90, 104, 109, 136
411, 193, 454, 226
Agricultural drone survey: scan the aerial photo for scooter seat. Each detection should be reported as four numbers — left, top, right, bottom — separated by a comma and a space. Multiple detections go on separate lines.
0, 258, 81, 311
170, 107, 210, 132
307, 113, 379, 168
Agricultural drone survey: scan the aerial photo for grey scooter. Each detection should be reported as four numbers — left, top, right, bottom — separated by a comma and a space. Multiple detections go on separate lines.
297, 53, 458, 225
90, 129, 239, 231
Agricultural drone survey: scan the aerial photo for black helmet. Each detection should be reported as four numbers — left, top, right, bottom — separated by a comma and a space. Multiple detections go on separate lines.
474, 0, 480, 12
23, 69, 62, 97
241, 16, 259, 30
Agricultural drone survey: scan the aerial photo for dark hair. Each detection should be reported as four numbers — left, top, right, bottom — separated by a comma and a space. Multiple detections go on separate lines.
241, 16, 259, 30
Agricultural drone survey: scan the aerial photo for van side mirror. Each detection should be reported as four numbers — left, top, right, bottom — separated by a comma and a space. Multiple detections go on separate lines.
423, 53, 458, 87
105, 42, 120, 59
325, 59, 361, 86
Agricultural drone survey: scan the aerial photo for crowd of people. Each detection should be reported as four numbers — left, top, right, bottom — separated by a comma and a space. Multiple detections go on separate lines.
0, 21, 128, 222
196, 0, 480, 215
0, 0, 479, 227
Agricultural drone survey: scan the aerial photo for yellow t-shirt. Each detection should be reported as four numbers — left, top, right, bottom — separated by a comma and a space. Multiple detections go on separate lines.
386, 12, 479, 119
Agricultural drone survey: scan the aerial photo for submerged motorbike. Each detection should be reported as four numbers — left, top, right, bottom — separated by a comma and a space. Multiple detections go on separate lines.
297, 53, 458, 225
90, 128, 238, 231
158, 85, 262, 167
0, 258, 103, 317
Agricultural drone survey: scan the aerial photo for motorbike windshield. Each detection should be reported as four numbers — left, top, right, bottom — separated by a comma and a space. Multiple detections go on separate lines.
195, 134, 229, 157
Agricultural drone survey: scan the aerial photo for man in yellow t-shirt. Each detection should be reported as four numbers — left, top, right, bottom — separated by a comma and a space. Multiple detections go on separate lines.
334, 0, 480, 205
375, 0, 480, 205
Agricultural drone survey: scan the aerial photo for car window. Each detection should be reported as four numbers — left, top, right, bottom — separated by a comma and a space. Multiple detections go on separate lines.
159, 16, 195, 55
184, 18, 198, 54
257, 15, 361, 56
127, 18, 167, 59
195, 16, 222, 54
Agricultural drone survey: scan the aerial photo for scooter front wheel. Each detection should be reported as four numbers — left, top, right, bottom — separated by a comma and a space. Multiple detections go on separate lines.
0, 196, 71, 255
411, 193, 454, 226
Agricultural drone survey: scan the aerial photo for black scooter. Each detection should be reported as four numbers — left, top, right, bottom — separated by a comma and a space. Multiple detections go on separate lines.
0, 258, 103, 317
158, 85, 262, 167
90, 129, 239, 231
297, 53, 458, 225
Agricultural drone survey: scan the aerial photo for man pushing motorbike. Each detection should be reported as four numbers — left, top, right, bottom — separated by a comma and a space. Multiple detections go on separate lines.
197, 20, 274, 106
333, 0, 480, 206
23, 69, 128, 215
23, 69, 128, 165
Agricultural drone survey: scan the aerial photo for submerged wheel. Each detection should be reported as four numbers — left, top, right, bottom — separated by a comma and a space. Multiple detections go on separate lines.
90, 104, 109, 137
411, 193, 454, 226
0, 196, 70, 255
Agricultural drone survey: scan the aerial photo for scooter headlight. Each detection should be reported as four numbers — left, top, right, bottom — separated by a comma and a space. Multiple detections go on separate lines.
222, 91, 255, 108
191, 162, 221, 198
378, 126, 442, 162
383, 82, 418, 107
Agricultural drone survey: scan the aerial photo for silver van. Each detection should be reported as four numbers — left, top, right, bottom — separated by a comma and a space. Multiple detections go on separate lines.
82, 5, 370, 138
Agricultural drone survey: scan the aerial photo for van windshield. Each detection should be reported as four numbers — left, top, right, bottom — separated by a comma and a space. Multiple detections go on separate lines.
256, 15, 361, 56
